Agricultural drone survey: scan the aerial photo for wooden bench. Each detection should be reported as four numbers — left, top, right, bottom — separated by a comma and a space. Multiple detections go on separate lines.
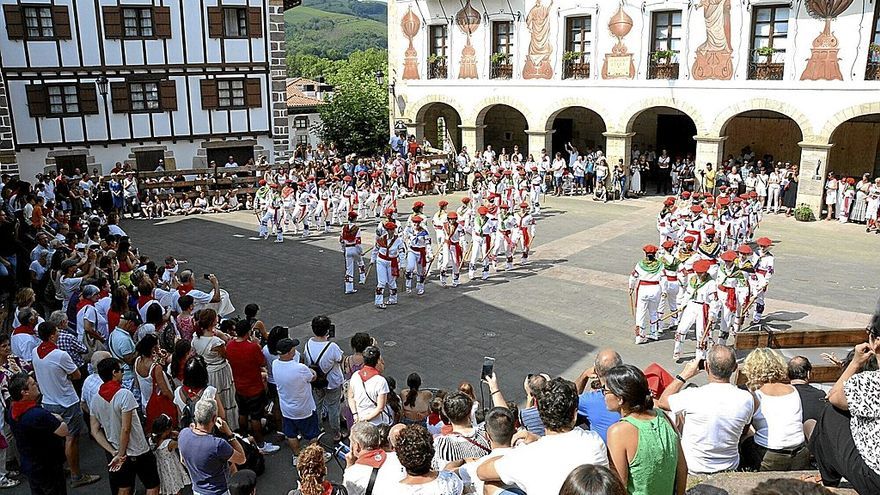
734, 327, 866, 385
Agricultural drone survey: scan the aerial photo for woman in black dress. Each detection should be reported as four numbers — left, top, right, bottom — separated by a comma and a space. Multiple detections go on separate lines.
782, 165, 799, 216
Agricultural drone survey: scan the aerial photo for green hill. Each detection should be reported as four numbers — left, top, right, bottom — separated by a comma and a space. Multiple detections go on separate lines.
285, 3, 387, 60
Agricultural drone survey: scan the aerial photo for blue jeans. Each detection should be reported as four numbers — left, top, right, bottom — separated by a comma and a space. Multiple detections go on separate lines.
0, 254, 16, 278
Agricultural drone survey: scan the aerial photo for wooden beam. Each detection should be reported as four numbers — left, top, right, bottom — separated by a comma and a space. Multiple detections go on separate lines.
735, 328, 866, 350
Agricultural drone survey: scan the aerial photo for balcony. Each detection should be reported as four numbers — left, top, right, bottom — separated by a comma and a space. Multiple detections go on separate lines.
647, 51, 679, 80
748, 49, 785, 80
428, 59, 447, 80
563, 60, 590, 79
867, 51, 880, 80
490, 62, 513, 80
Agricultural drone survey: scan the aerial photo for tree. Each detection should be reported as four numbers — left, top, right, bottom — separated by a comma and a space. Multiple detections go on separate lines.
316, 49, 388, 155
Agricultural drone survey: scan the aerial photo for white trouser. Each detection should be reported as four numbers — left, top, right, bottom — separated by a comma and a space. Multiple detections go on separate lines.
659, 280, 680, 328
344, 246, 364, 292
469, 234, 492, 277
405, 249, 427, 292
440, 243, 462, 286
717, 286, 745, 341
675, 300, 711, 359
767, 185, 781, 211
375, 259, 398, 305
493, 232, 514, 268
634, 283, 662, 337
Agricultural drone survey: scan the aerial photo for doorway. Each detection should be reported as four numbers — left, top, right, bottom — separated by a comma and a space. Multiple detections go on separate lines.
552, 118, 574, 159
135, 150, 166, 172
207, 146, 255, 169
656, 114, 697, 160
55, 155, 88, 177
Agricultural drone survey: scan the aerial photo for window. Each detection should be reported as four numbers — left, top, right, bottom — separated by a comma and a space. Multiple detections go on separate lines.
130, 82, 160, 112
47, 84, 79, 116
224, 8, 248, 37
492, 21, 513, 56
565, 16, 591, 62
23, 6, 54, 39
217, 80, 246, 109
122, 7, 154, 38
429, 25, 447, 58
294, 116, 309, 129
297, 135, 309, 146
873, 4, 880, 47
651, 11, 682, 54
751, 5, 789, 60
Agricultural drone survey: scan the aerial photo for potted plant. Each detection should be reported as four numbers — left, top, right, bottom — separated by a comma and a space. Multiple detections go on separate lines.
794, 204, 816, 222
490, 52, 512, 65
563, 51, 582, 62
651, 50, 675, 63
427, 54, 447, 65
756, 46, 777, 62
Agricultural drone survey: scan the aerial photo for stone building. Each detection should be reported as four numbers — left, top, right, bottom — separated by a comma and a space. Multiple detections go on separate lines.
388, 0, 880, 211
0, 0, 295, 179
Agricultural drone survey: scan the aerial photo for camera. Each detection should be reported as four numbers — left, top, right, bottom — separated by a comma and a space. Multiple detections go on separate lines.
203, 273, 211, 280
328, 324, 336, 339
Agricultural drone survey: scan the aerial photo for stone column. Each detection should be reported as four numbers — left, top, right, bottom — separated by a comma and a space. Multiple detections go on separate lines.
797, 142, 833, 216
459, 125, 485, 156
268, 0, 290, 163
603, 131, 634, 171
525, 130, 554, 158
406, 121, 425, 142
694, 135, 726, 171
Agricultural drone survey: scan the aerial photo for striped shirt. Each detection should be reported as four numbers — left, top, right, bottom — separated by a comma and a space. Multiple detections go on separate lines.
519, 407, 546, 436
432, 424, 491, 470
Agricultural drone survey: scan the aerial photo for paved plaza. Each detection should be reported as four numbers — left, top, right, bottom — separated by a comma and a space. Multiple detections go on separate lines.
19, 193, 878, 495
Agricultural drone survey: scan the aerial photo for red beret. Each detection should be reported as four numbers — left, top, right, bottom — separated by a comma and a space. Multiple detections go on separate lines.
682, 191, 691, 198
384, 221, 397, 230
477, 206, 489, 215
733, 197, 743, 203
446, 212, 458, 220
347, 211, 358, 219
500, 204, 509, 209
662, 240, 675, 250
384, 208, 396, 216
664, 198, 675, 206
438, 200, 449, 207
693, 260, 711, 273
690, 205, 703, 213
343, 176, 351, 181
411, 215, 423, 223
704, 228, 716, 236
258, 179, 267, 186
756, 237, 772, 247
413, 201, 425, 209
683, 236, 696, 243
520, 202, 529, 208
737, 245, 753, 255
717, 197, 730, 206
643, 244, 658, 254
461, 197, 471, 204
720, 251, 737, 262
705, 197, 715, 204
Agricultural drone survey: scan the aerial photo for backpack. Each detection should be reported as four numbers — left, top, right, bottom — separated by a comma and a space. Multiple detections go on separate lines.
233, 433, 265, 476
305, 342, 332, 390
178, 391, 198, 430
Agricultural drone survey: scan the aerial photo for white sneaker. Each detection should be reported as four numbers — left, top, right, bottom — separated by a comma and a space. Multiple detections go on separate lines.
274, 239, 283, 243
635, 336, 648, 344
648, 333, 660, 341
259, 442, 280, 454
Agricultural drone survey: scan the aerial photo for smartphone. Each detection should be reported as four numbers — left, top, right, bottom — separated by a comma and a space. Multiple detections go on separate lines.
481, 357, 496, 380
328, 324, 336, 339
698, 359, 706, 371
203, 273, 211, 280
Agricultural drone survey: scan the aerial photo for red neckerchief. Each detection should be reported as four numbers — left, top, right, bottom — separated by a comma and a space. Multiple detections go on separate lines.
12, 324, 35, 336
98, 380, 123, 402
355, 449, 387, 468
182, 386, 203, 401
11, 400, 37, 421
137, 295, 154, 309
178, 284, 193, 297
36, 341, 57, 359
76, 298, 94, 312
427, 412, 443, 426
321, 481, 333, 495
107, 310, 121, 332
358, 365, 381, 383
98, 289, 110, 299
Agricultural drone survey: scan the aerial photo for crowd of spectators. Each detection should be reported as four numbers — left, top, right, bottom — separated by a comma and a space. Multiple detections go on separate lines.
2, 169, 880, 495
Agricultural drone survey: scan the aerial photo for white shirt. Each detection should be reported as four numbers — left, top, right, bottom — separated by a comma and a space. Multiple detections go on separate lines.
108, 224, 127, 237
349, 372, 391, 425
667, 382, 755, 473
60, 276, 83, 311
29, 260, 47, 281
343, 452, 406, 495
11, 333, 41, 362
304, 339, 344, 390
493, 429, 608, 495
171, 288, 214, 312
752, 389, 805, 450
81, 373, 103, 410
272, 358, 316, 420
76, 304, 99, 344
32, 347, 80, 408
460, 447, 512, 495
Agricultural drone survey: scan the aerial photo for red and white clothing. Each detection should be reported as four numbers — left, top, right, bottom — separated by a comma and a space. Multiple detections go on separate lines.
340, 223, 366, 294
629, 260, 664, 340
514, 211, 536, 263
674, 275, 718, 360
371, 235, 406, 307
440, 222, 464, 286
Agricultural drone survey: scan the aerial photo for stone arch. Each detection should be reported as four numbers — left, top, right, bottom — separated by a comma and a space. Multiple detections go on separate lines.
710, 99, 813, 140
404, 94, 468, 125
819, 102, 880, 144
471, 95, 534, 128
620, 97, 706, 134
536, 98, 612, 132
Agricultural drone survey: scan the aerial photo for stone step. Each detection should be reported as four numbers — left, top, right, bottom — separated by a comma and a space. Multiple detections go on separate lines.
688, 470, 858, 494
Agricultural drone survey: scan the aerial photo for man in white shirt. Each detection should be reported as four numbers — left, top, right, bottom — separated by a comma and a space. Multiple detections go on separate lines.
272, 338, 319, 465
32, 322, 100, 487
658, 345, 757, 474
457, 407, 517, 495
477, 378, 608, 495
11, 308, 41, 362
171, 270, 221, 313
348, 347, 392, 426
343, 421, 405, 495
305, 316, 344, 441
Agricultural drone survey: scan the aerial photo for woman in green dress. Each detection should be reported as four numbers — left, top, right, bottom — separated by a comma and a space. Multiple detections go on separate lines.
604, 364, 687, 495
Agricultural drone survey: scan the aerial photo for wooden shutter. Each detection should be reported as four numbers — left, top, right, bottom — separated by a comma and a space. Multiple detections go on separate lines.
247, 7, 263, 38
78, 83, 99, 114
4, 5, 24, 40
103, 6, 122, 38
246, 79, 262, 108
53, 6, 72, 39
200, 79, 218, 109
207, 7, 223, 38
110, 82, 130, 113
154, 6, 172, 38
26, 85, 47, 117
159, 80, 178, 111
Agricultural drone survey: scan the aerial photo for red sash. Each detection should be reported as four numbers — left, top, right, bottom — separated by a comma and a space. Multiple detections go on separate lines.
718, 285, 738, 312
